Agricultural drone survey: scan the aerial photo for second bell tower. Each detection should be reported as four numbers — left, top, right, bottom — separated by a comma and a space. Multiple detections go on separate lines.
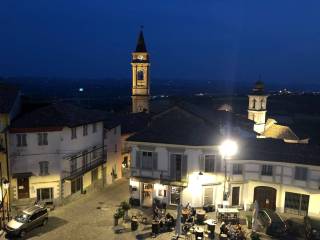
131, 29, 150, 113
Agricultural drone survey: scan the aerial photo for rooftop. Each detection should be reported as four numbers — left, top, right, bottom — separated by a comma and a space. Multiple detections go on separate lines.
10, 103, 106, 131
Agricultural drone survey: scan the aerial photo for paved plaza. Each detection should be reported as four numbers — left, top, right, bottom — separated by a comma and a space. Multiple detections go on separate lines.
0, 178, 305, 240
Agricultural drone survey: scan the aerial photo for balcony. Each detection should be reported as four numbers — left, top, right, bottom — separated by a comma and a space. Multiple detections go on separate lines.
62, 146, 106, 181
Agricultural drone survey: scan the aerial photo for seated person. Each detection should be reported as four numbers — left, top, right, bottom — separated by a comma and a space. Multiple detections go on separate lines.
220, 222, 228, 235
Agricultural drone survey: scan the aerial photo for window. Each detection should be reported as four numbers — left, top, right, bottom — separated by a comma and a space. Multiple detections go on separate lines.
204, 155, 215, 172
261, 165, 273, 176
114, 144, 117, 153
71, 128, 77, 139
92, 123, 97, 133
295, 167, 308, 181
284, 192, 310, 216
170, 187, 181, 205
141, 151, 153, 170
39, 161, 49, 176
114, 127, 117, 135
137, 70, 144, 81
37, 133, 48, 146
37, 188, 53, 202
83, 125, 88, 136
233, 164, 243, 175
70, 157, 77, 173
71, 177, 82, 194
16, 134, 27, 147
91, 168, 98, 182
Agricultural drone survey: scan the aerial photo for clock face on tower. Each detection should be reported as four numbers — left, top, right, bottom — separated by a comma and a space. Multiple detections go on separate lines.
137, 55, 144, 60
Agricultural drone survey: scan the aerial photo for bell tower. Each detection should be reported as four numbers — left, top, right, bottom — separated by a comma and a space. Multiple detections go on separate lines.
131, 29, 150, 113
248, 80, 269, 134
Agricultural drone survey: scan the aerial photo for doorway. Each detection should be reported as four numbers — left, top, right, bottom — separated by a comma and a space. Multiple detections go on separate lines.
232, 187, 240, 206
254, 186, 277, 210
17, 177, 30, 199
203, 187, 213, 205
142, 183, 153, 207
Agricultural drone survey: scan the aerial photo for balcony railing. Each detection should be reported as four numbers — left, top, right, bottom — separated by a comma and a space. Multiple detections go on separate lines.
62, 145, 106, 181
62, 156, 106, 180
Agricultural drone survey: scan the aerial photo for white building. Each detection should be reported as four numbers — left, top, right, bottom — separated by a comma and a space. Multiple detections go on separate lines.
8, 103, 107, 205
127, 105, 320, 217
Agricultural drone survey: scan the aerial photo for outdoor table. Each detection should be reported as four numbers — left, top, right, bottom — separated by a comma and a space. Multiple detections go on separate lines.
204, 219, 216, 233
220, 233, 228, 240
194, 226, 204, 239
216, 208, 239, 223
196, 209, 206, 224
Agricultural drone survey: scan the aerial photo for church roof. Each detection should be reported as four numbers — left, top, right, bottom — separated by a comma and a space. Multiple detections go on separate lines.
263, 123, 299, 141
135, 30, 147, 52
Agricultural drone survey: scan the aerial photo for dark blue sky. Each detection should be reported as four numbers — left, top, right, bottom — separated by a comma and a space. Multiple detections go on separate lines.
1, 0, 320, 87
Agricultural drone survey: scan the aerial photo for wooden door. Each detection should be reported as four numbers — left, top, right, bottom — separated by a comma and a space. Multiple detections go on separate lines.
232, 187, 240, 206
17, 177, 30, 199
254, 186, 276, 210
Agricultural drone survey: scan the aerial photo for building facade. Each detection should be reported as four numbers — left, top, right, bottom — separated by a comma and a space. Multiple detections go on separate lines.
8, 103, 107, 205
127, 106, 320, 217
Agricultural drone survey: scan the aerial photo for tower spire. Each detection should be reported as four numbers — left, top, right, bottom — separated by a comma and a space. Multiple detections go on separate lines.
135, 27, 147, 52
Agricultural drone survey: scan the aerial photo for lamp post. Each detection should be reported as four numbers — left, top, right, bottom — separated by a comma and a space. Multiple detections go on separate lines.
219, 139, 238, 207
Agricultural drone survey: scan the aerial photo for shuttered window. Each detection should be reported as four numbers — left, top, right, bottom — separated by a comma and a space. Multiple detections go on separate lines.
295, 167, 308, 181
204, 155, 215, 172
135, 151, 158, 171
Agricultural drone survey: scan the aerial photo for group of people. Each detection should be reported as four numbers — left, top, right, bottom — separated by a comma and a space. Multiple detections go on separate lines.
220, 222, 246, 240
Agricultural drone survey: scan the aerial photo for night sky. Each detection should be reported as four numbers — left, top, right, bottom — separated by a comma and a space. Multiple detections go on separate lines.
1, 0, 320, 87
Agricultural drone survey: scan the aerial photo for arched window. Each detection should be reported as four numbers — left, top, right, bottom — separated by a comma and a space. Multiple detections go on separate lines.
137, 71, 144, 81
252, 99, 256, 109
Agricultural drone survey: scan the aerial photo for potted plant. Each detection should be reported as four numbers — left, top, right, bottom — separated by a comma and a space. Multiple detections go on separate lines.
246, 215, 252, 229
120, 201, 131, 220
114, 208, 124, 226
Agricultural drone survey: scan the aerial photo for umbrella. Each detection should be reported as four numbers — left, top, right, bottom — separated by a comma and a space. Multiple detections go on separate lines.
252, 200, 259, 232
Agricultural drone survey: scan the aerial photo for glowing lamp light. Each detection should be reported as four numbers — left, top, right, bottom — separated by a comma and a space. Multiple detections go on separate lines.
2, 179, 9, 190
219, 139, 238, 158
79, 88, 84, 92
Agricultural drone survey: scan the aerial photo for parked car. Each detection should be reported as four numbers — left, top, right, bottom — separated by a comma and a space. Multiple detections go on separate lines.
5, 205, 48, 237
257, 208, 287, 237
305, 216, 320, 240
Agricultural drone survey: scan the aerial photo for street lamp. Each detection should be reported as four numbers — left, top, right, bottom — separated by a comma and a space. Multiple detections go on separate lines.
219, 139, 238, 206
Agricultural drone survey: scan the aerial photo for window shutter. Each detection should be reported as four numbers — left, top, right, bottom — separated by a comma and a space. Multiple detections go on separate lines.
182, 155, 188, 181
199, 154, 205, 172
135, 151, 141, 168
170, 154, 176, 179
153, 152, 158, 170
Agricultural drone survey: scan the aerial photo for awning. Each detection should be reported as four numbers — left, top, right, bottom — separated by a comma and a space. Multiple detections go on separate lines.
12, 172, 33, 178
160, 179, 188, 187
131, 176, 157, 184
